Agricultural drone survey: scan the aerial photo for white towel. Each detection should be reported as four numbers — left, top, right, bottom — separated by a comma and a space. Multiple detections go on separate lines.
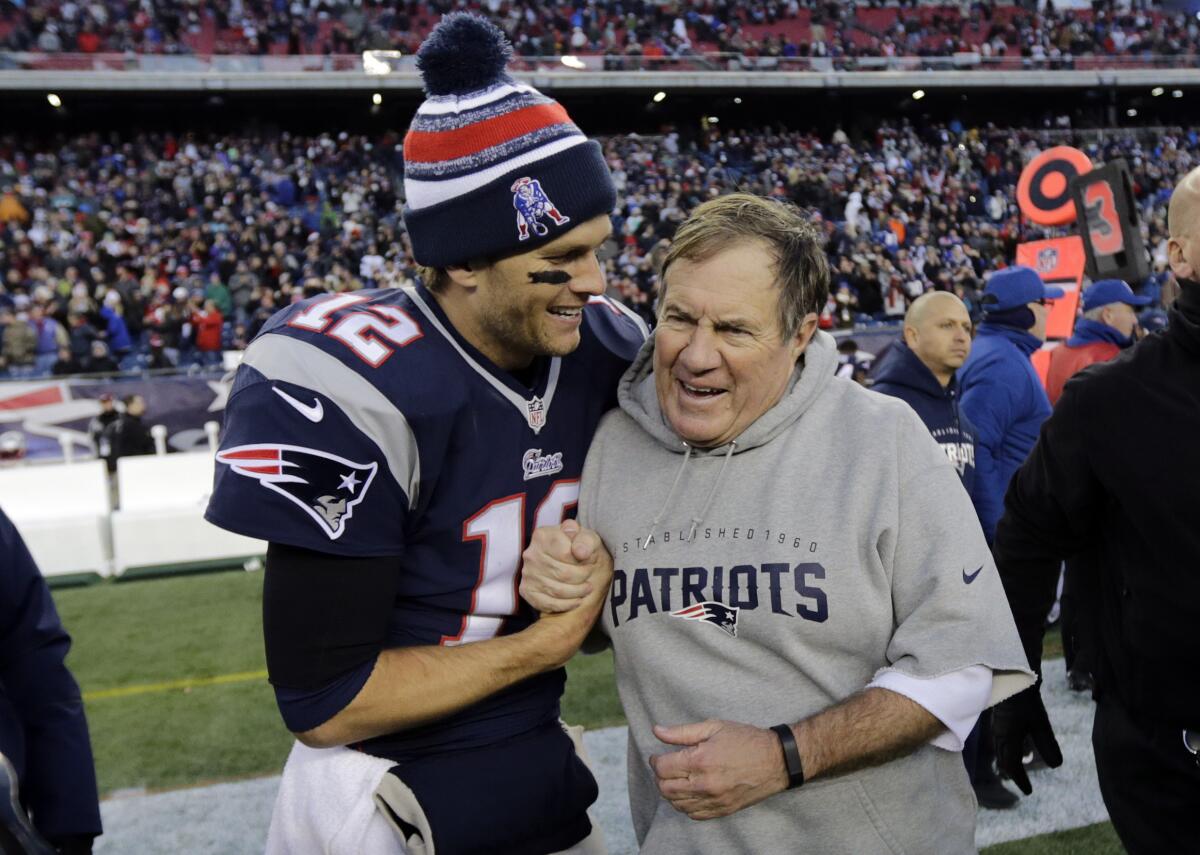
266, 740, 406, 855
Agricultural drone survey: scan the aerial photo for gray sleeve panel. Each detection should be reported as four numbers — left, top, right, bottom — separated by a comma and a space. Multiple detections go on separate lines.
242, 333, 421, 509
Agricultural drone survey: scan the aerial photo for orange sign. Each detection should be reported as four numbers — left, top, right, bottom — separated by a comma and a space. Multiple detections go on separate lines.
1016, 237, 1084, 340
1016, 146, 1093, 226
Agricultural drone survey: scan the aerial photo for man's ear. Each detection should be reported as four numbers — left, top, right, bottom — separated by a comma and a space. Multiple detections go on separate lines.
444, 259, 485, 291
1168, 237, 1194, 281
790, 313, 820, 361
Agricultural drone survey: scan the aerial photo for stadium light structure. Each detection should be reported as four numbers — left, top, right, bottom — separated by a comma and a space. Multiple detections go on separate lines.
707, 116, 720, 124
734, 97, 743, 104
47, 93, 62, 108
912, 89, 925, 101
1174, 89, 1185, 98
372, 92, 383, 106
1152, 87, 1165, 97
560, 55, 586, 70
652, 91, 666, 103
1127, 108, 1138, 117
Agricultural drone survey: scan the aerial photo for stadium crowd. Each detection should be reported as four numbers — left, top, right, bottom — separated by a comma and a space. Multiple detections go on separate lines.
0, 1, 1190, 67
0, 118, 1183, 377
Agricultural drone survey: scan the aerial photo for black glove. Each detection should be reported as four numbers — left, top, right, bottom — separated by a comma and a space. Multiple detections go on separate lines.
992, 683, 1063, 795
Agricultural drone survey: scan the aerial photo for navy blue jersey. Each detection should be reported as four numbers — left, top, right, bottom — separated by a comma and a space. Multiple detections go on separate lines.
206, 284, 646, 760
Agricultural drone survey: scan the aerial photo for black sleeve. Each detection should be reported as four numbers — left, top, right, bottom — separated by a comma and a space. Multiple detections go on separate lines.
993, 380, 1106, 673
262, 541, 401, 690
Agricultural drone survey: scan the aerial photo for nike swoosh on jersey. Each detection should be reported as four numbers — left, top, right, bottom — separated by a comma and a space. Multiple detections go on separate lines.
273, 386, 324, 423
962, 565, 984, 585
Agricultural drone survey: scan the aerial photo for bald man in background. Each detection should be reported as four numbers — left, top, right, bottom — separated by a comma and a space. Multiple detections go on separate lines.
872, 293, 1021, 809
991, 166, 1200, 853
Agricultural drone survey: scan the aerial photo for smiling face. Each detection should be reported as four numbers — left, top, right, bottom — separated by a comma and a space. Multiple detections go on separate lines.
654, 240, 817, 448
443, 214, 613, 371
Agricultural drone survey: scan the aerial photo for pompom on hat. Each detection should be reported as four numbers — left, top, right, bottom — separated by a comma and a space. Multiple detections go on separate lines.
401, 13, 616, 268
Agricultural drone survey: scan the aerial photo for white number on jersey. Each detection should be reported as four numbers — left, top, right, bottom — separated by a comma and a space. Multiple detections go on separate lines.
443, 480, 581, 646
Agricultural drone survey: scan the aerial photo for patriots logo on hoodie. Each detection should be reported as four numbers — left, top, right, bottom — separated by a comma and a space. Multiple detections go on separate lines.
671, 601, 740, 638
216, 444, 378, 540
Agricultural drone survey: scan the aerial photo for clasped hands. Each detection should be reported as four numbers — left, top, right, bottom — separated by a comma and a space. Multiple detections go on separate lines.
521, 521, 791, 820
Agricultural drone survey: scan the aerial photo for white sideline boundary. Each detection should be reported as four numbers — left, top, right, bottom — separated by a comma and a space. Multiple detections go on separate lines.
94, 660, 1107, 854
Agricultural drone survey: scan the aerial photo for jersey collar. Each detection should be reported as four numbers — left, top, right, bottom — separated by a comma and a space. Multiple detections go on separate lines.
404, 283, 562, 435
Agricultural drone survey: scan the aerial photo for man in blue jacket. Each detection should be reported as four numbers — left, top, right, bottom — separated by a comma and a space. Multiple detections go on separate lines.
0, 508, 102, 853
958, 266, 1063, 544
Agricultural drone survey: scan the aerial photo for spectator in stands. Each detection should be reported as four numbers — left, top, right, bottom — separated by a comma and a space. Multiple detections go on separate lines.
145, 334, 175, 370
66, 312, 100, 364
28, 303, 67, 374
97, 293, 133, 359
84, 340, 119, 375
0, 506, 103, 854
0, 306, 35, 376
51, 345, 84, 376
191, 299, 224, 365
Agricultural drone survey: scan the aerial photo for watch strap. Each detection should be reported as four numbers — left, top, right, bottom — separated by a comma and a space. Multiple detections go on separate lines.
770, 723, 805, 789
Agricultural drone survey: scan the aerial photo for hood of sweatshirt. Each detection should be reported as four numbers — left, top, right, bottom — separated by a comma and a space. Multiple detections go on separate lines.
870, 339, 958, 401
616, 329, 838, 545
618, 328, 838, 456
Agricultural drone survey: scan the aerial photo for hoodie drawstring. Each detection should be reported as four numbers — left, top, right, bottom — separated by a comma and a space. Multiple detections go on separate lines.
640, 440, 738, 549
641, 442, 692, 549
686, 440, 736, 542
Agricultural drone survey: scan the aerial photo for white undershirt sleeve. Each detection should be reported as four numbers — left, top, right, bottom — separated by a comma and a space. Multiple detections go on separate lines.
866, 664, 993, 751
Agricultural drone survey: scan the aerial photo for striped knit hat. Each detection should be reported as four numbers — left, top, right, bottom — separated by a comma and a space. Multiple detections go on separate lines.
402, 13, 615, 269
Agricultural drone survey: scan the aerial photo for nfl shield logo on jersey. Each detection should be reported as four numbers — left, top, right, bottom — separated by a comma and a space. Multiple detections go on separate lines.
525, 396, 546, 432
512, 176, 570, 241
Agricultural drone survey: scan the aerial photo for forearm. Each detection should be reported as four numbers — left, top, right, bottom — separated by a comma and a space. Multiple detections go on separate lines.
791, 687, 943, 782
298, 624, 564, 747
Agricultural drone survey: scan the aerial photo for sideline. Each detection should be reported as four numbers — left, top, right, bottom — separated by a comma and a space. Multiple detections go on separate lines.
83, 669, 268, 701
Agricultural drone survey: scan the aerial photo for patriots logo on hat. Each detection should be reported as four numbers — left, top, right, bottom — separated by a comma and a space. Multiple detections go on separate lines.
216, 444, 378, 540
672, 601, 740, 638
512, 176, 570, 241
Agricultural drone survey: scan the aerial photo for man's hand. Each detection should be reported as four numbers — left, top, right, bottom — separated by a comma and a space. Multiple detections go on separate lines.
523, 523, 613, 668
993, 683, 1063, 795
520, 520, 609, 613
649, 720, 788, 821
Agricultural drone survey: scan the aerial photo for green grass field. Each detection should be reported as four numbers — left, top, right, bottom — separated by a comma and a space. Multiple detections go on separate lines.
53, 570, 1111, 852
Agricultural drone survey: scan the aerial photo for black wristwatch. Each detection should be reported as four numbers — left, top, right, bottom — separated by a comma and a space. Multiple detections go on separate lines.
771, 724, 805, 789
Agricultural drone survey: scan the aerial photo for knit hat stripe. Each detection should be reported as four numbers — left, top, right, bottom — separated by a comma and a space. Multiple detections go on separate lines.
405, 135, 588, 211
405, 123, 582, 180
410, 89, 554, 134
417, 80, 535, 116
405, 103, 572, 164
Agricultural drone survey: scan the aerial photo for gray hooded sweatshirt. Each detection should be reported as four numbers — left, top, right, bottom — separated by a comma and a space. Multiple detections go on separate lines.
578, 330, 1034, 855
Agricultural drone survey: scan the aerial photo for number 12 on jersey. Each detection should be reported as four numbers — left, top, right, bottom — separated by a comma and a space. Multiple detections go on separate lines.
442, 480, 580, 645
